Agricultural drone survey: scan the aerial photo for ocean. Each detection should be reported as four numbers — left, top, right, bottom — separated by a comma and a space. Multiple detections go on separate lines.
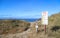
20, 19, 38, 22
0, 18, 39, 22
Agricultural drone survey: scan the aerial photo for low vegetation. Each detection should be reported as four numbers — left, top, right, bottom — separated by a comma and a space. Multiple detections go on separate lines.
47, 12, 60, 38
0, 20, 30, 35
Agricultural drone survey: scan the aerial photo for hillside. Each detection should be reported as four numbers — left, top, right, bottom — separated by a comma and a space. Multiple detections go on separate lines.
47, 13, 60, 38
0, 20, 30, 35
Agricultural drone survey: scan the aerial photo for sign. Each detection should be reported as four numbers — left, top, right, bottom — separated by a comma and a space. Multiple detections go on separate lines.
42, 11, 48, 25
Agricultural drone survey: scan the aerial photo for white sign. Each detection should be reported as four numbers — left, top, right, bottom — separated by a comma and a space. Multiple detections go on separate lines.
42, 11, 48, 25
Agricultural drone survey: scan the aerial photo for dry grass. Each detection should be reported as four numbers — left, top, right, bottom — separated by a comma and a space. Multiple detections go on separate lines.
0, 20, 30, 35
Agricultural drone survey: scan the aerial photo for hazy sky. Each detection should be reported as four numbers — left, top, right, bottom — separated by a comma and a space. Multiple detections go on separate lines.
0, 0, 60, 19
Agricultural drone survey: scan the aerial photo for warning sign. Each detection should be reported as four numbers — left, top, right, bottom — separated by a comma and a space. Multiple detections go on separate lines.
42, 11, 48, 25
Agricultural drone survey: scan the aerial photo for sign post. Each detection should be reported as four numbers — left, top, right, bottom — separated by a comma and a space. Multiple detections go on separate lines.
42, 11, 48, 34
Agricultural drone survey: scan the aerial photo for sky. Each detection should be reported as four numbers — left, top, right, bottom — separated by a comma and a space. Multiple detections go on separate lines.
0, 0, 60, 19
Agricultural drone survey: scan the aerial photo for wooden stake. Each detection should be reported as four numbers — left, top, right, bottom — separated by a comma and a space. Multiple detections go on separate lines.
45, 25, 46, 34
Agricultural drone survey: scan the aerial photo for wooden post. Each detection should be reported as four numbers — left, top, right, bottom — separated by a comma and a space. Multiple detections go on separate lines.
44, 25, 46, 34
